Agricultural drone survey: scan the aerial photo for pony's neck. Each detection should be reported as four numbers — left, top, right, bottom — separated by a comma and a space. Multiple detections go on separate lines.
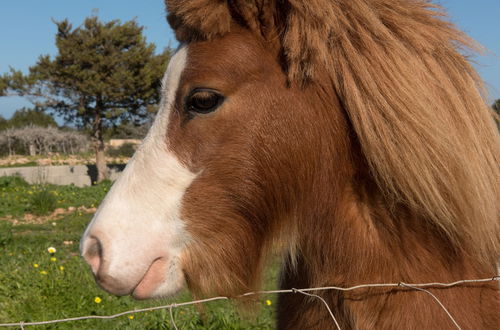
277, 179, 497, 329
273, 81, 497, 329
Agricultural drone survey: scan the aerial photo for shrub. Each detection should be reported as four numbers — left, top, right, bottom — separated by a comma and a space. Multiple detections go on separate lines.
0, 175, 29, 188
29, 188, 57, 216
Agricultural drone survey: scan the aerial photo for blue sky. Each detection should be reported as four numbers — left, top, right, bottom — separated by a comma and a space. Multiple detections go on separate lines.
1, 0, 499, 120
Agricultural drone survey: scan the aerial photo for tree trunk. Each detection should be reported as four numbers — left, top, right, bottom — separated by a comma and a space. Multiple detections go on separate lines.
92, 109, 108, 183
7, 137, 12, 156
29, 143, 36, 156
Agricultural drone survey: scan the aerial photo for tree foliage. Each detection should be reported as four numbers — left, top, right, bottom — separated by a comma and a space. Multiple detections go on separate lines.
23, 17, 171, 127
3, 107, 57, 130
2, 16, 171, 181
0, 116, 8, 131
106, 121, 150, 139
493, 99, 499, 115
0, 74, 8, 96
493, 99, 500, 130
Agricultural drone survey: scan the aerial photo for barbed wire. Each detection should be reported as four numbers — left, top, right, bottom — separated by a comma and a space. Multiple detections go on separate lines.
1, 276, 498, 329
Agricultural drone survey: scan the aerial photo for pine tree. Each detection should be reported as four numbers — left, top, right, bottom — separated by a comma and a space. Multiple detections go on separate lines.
2, 16, 171, 182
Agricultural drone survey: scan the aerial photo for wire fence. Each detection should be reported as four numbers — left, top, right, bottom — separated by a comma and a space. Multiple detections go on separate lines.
0, 276, 498, 329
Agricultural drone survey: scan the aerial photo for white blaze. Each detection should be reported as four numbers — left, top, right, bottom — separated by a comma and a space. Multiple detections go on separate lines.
81, 46, 194, 297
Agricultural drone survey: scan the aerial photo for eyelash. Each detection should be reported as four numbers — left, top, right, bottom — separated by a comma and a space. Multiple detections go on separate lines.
185, 88, 224, 115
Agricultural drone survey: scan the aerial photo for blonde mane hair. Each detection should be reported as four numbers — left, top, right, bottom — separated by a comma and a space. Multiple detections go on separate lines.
166, 0, 500, 261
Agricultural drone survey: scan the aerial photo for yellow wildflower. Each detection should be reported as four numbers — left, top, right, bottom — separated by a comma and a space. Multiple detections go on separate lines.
94, 297, 102, 304
265, 300, 272, 306
40, 270, 48, 275
59, 266, 65, 271
33, 263, 39, 268
47, 247, 56, 254
128, 315, 134, 320
50, 257, 57, 262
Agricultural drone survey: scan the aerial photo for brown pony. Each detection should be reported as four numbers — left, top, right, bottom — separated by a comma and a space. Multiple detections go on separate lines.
81, 0, 499, 328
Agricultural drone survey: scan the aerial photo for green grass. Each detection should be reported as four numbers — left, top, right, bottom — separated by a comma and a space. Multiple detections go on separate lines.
0, 176, 112, 218
29, 188, 57, 215
0, 178, 278, 329
0, 161, 38, 168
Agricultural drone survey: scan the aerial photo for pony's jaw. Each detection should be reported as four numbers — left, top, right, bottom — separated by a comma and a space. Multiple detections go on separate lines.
80, 46, 194, 299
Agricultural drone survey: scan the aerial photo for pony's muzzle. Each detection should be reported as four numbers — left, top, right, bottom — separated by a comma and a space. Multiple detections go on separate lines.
81, 231, 183, 298
81, 234, 137, 296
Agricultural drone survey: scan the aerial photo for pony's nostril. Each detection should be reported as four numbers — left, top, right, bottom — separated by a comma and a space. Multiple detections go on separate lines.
82, 236, 102, 275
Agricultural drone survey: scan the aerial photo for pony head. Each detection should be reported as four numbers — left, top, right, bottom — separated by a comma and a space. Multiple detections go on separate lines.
81, 0, 499, 307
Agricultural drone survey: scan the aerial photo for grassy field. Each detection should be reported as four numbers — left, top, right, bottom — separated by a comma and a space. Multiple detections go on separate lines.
0, 177, 278, 329
0, 176, 110, 218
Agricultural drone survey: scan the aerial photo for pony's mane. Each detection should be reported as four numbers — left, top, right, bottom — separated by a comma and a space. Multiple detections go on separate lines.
166, 0, 500, 261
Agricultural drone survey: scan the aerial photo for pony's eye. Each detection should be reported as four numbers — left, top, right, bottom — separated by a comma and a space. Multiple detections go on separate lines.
186, 89, 224, 115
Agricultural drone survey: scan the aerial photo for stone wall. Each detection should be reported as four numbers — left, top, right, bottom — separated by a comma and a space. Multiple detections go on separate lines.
0, 164, 126, 187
